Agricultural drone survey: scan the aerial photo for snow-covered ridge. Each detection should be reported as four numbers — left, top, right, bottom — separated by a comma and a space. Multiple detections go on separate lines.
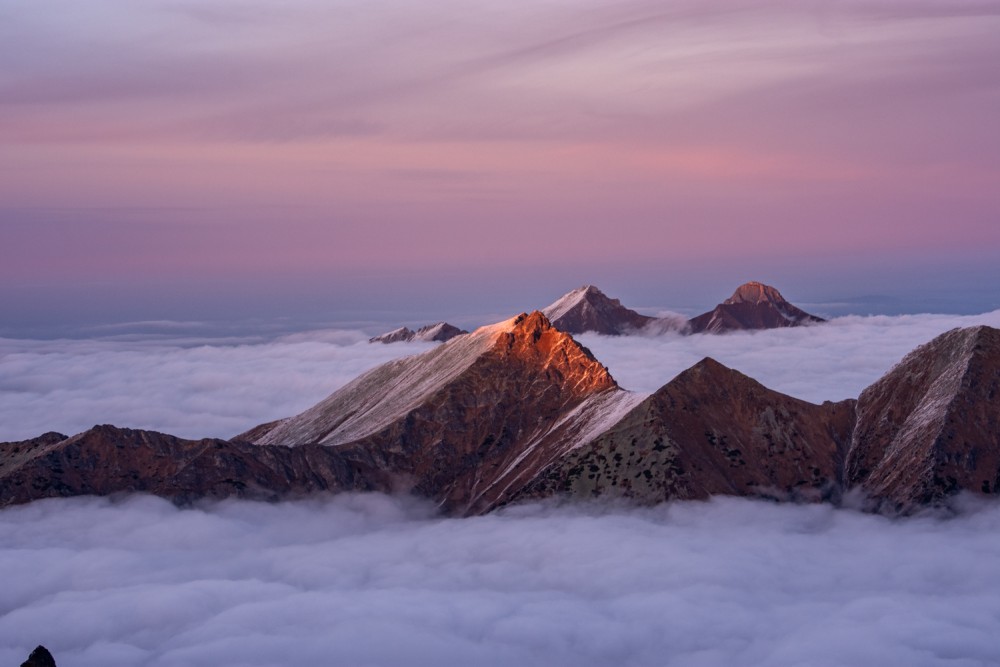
542, 285, 601, 322
259, 318, 518, 446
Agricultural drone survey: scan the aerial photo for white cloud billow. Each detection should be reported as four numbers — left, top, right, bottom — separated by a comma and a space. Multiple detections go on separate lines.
2, 494, 999, 667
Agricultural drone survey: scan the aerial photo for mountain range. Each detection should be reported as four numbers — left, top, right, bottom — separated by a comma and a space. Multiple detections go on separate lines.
370, 281, 824, 341
3, 309, 998, 516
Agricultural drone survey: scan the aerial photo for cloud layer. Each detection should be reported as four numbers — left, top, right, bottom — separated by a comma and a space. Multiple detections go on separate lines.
4, 310, 1000, 442
2, 494, 999, 667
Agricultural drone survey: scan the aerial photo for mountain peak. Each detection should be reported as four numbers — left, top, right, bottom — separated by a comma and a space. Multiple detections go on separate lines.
724, 281, 788, 306
847, 324, 1000, 510
689, 282, 824, 333
541, 285, 655, 335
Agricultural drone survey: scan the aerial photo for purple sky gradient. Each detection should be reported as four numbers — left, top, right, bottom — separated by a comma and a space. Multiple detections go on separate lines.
2, 1, 998, 330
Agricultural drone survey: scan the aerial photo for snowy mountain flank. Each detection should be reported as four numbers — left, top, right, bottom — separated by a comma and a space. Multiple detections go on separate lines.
3, 313, 999, 516
369, 322, 467, 344
541, 285, 659, 335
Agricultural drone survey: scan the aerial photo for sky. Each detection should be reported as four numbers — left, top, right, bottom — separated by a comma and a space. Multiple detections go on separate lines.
2, 0, 999, 333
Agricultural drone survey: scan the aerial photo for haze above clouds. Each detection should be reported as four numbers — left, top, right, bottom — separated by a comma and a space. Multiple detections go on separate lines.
3, 309, 1000, 442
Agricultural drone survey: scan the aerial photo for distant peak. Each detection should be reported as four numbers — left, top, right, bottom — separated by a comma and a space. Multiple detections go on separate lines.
724, 281, 788, 306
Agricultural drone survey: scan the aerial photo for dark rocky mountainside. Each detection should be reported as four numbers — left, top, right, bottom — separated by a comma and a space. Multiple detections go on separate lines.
514, 358, 855, 505
369, 322, 467, 344
0, 425, 363, 507
541, 285, 657, 335
688, 281, 824, 333
846, 325, 1000, 511
3, 318, 999, 516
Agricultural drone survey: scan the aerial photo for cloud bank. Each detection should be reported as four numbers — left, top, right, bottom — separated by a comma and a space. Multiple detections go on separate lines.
2, 494, 999, 667
4, 310, 1000, 442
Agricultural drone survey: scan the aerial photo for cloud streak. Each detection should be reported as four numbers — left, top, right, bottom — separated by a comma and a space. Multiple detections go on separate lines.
2, 494, 999, 666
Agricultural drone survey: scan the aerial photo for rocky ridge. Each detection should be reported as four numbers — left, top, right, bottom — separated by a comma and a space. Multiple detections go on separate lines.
2, 316, 999, 516
846, 325, 1000, 512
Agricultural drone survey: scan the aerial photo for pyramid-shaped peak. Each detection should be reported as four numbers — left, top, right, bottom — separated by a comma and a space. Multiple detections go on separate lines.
724, 281, 789, 306
542, 285, 654, 336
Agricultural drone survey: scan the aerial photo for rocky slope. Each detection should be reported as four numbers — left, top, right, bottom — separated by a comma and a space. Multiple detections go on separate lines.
846, 325, 1000, 511
254, 311, 631, 513
541, 285, 657, 335
0, 425, 368, 506
369, 322, 467, 344
513, 358, 855, 505
688, 281, 824, 333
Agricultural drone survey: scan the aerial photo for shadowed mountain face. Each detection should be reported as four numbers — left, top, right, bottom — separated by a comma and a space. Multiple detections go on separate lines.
846, 326, 1000, 511
688, 281, 825, 333
3, 318, 1000, 517
513, 358, 856, 506
541, 285, 657, 335
0, 425, 373, 507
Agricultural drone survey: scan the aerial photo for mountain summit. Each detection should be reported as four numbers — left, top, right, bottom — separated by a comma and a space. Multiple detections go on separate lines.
688, 281, 824, 333
252, 311, 636, 513
846, 325, 1000, 511
542, 285, 655, 335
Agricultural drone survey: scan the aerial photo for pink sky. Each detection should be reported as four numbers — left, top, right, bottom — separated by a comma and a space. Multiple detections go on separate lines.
1, 0, 999, 324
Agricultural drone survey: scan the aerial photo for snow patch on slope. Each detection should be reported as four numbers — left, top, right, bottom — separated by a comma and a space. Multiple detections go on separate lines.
542, 285, 595, 323
256, 317, 518, 446
475, 389, 647, 504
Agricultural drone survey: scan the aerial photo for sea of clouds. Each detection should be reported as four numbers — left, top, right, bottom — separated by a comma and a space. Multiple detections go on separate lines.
4, 311, 1000, 666
2, 494, 1000, 667
2, 309, 1000, 442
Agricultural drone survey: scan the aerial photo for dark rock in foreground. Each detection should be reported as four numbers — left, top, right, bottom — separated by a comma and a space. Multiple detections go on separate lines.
21, 645, 56, 667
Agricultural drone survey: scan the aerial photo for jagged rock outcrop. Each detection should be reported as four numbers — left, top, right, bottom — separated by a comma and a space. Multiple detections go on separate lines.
369, 322, 467, 344
513, 358, 856, 505
541, 285, 659, 335
688, 281, 824, 333
21, 646, 56, 667
846, 325, 1000, 511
